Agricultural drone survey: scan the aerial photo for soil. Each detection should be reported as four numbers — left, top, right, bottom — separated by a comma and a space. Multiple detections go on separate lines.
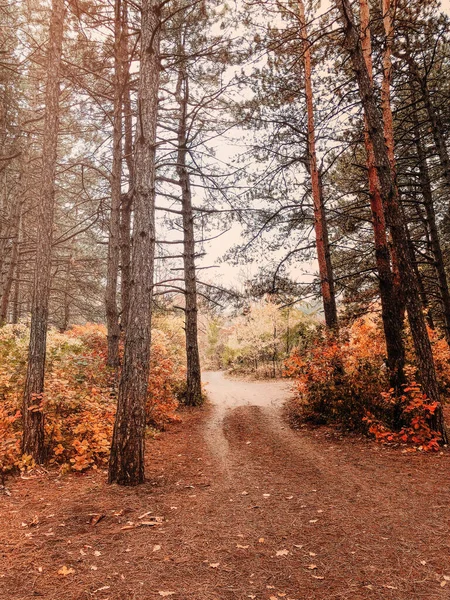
1, 371, 450, 600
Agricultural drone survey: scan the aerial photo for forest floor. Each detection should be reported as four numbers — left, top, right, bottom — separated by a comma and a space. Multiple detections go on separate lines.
1, 371, 450, 600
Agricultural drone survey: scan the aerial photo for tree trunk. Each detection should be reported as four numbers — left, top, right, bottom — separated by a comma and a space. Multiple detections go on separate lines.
0, 201, 21, 326
175, 47, 203, 407
108, 0, 160, 486
380, 0, 402, 312
335, 0, 447, 442
119, 3, 134, 335
298, 0, 338, 331
381, 0, 396, 172
61, 249, 73, 332
22, 0, 65, 462
411, 85, 450, 345
417, 73, 450, 199
105, 0, 124, 369
359, 0, 405, 394
120, 191, 132, 333
12, 253, 20, 324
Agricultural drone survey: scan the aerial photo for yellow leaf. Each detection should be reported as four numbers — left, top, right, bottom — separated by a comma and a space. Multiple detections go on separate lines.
58, 566, 75, 576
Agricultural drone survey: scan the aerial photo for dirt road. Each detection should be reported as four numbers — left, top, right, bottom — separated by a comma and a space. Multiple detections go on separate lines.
1, 371, 450, 599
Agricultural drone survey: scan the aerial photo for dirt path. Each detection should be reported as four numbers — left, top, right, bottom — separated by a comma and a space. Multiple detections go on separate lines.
1, 372, 450, 600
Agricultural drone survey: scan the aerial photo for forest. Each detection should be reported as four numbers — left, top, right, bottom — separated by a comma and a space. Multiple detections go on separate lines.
1, 0, 450, 598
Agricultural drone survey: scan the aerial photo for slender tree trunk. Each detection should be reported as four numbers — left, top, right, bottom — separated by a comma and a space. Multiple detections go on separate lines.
395, 48, 450, 208
108, 0, 160, 486
335, 0, 447, 442
359, 0, 405, 394
22, 0, 65, 461
416, 74, 450, 199
120, 191, 132, 333
0, 202, 21, 326
381, 0, 396, 171
12, 253, 20, 324
119, 2, 134, 335
380, 0, 402, 310
105, 0, 124, 369
298, 0, 338, 331
411, 86, 450, 344
175, 61, 203, 407
61, 249, 73, 332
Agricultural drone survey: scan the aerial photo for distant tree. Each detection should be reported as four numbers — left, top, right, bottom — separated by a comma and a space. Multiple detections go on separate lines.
22, 0, 66, 462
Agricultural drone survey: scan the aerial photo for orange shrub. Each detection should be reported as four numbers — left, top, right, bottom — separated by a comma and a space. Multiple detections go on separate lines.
148, 329, 185, 429
0, 323, 185, 478
364, 383, 442, 451
285, 314, 449, 450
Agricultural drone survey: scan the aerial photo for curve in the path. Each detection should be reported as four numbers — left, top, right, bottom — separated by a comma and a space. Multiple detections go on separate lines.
201, 369, 450, 600
202, 370, 290, 467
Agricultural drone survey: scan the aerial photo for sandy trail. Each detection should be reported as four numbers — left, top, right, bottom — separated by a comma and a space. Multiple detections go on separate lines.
202, 371, 290, 466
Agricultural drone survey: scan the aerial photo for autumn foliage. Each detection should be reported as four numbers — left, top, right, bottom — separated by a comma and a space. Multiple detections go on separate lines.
0, 322, 185, 478
285, 314, 449, 450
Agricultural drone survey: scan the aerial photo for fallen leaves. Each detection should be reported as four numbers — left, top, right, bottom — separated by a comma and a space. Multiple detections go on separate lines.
276, 549, 289, 557
158, 592, 175, 597
121, 516, 164, 531
58, 565, 75, 576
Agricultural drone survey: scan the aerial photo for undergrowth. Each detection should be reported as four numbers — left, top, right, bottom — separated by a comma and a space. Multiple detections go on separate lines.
285, 314, 450, 451
0, 323, 185, 478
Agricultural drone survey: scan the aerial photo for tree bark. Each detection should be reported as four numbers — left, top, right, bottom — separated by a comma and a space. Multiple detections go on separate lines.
108, 0, 160, 486
359, 0, 405, 394
105, 0, 124, 369
411, 85, 450, 345
175, 54, 203, 407
0, 199, 21, 326
335, 0, 447, 442
298, 0, 338, 331
22, 0, 65, 461
415, 70, 450, 200
12, 252, 20, 324
119, 1, 134, 335
381, 0, 396, 172
380, 0, 402, 310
